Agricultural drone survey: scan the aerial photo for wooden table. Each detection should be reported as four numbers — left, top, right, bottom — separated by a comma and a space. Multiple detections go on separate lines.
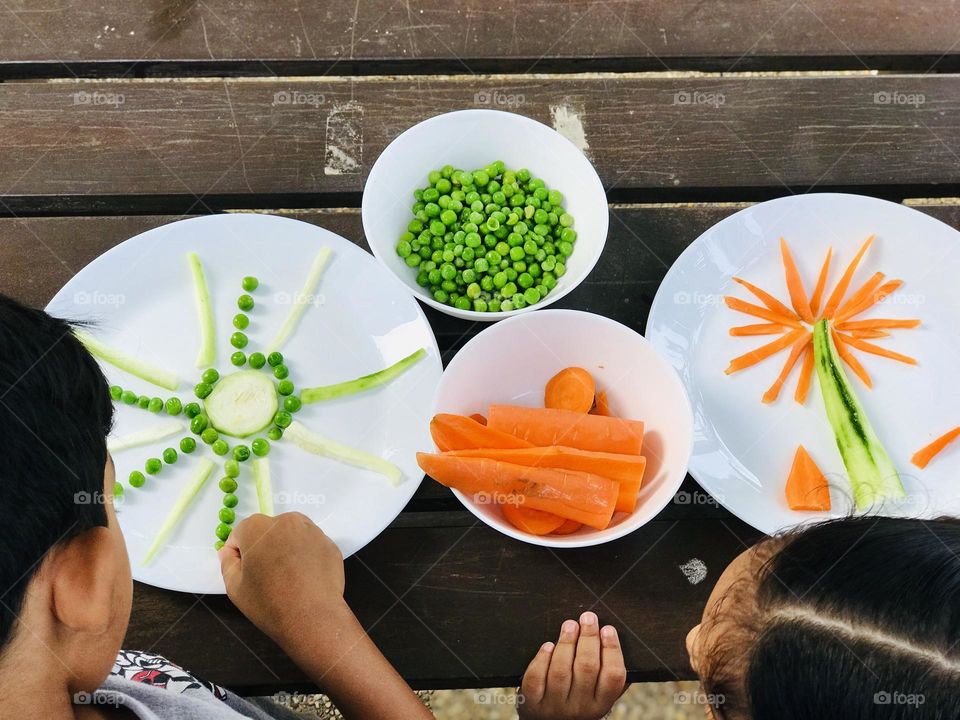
2, 1, 959, 694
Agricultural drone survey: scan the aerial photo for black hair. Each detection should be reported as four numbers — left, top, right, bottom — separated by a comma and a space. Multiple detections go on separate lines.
0, 294, 114, 649
702, 515, 960, 719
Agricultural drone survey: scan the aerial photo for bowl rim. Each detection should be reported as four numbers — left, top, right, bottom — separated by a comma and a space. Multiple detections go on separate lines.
361, 108, 609, 322
433, 308, 695, 547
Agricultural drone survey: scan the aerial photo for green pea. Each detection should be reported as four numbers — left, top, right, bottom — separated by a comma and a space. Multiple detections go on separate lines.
283, 395, 301, 413
200, 368, 218, 385
230, 332, 248, 349
473, 299, 488, 312
113, 481, 124, 498
396, 240, 412, 258
137, 395, 150, 409
560, 228, 577, 243
194, 382, 213, 399
518, 273, 534, 289
148, 397, 164, 413
201, 427, 219, 445
252, 438, 270, 456
184, 402, 201, 418
405, 253, 421, 267
224, 459, 240, 478
267, 352, 284, 367
212, 439, 229, 456
524, 287, 541, 305
121, 389, 137, 405
214, 540, 225, 551
145, 458, 162, 475
180, 437, 197, 453
502, 282, 518, 297
277, 379, 294, 396
273, 411, 293, 428
237, 294, 254, 311
165, 397, 183, 415
231, 351, 247, 367
233, 445, 251, 462
242, 276, 259, 292
559, 212, 574, 227
215, 523, 232, 541
233, 313, 250, 330
270, 364, 287, 380
109, 385, 123, 401
267, 427, 283, 441
219, 476, 238, 493
219, 507, 236, 524
190, 414, 208, 434
455, 296, 471, 310
223, 492, 239, 508
129, 471, 145, 488
249, 352, 266, 369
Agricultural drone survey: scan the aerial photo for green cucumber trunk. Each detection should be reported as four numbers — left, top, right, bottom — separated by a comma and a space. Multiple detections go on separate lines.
813, 319, 904, 509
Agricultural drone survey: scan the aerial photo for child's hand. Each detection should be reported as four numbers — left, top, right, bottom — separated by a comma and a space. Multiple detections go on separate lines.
218, 512, 349, 646
518, 612, 627, 720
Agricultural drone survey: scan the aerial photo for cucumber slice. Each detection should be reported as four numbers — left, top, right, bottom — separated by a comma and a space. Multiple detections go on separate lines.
108, 420, 186, 453
813, 319, 905, 509
203, 370, 278, 438
187, 252, 216, 368
74, 330, 180, 391
266, 247, 332, 354
284, 420, 402, 485
253, 458, 274, 515
301, 348, 427, 404
142, 458, 216, 566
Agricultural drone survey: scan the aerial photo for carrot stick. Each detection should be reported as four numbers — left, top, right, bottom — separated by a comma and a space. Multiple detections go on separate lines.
808, 247, 833, 317
762, 332, 812, 404
725, 327, 807, 375
832, 329, 872, 388
785, 445, 831, 511
834, 271, 885, 319
822, 234, 875, 318
835, 333, 917, 365
551, 518, 583, 535
417, 453, 619, 529
501, 503, 566, 535
794, 343, 815, 404
545, 367, 596, 413
732, 277, 799, 320
591, 391, 610, 416
780, 238, 814, 322
835, 279, 903, 322
849, 329, 891, 339
470, 413, 487, 426
487, 405, 644, 455
835, 318, 921, 331
729, 323, 789, 336
725, 296, 803, 327
430, 414, 533, 452
911, 427, 960, 469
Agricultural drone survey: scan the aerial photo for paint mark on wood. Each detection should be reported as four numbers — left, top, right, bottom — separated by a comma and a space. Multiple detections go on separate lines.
324, 102, 363, 176
679, 558, 707, 585
549, 102, 590, 156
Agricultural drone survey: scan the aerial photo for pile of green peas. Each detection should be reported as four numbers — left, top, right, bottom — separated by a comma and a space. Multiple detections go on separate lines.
395, 162, 576, 312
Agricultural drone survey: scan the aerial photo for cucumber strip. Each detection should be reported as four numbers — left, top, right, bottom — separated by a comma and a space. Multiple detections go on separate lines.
813, 319, 905, 509
253, 458, 274, 515
266, 247, 332, 354
203, 370, 278, 438
284, 420, 403, 486
301, 348, 427, 404
187, 251, 216, 368
74, 330, 180, 391
142, 458, 216, 566
108, 420, 186, 453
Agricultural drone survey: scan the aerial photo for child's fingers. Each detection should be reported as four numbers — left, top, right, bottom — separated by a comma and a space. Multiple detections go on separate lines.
572, 611, 602, 697
597, 625, 628, 703
520, 641, 555, 704
546, 619, 580, 697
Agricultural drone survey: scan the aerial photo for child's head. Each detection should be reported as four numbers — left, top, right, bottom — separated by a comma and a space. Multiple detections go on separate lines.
0, 294, 131, 692
687, 515, 960, 719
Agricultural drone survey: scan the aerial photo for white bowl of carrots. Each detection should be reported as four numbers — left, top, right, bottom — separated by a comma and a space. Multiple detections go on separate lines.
421, 309, 694, 547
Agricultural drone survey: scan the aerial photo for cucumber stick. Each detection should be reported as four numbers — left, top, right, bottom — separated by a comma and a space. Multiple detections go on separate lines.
142, 458, 216, 566
253, 458, 274, 515
108, 420, 186, 453
284, 420, 402, 485
266, 248, 332, 354
75, 330, 180, 391
203, 370, 278, 437
813, 319, 904, 509
187, 252, 216, 368
301, 348, 427, 404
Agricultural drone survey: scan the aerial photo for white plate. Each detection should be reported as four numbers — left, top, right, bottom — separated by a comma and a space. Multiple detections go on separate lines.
47, 214, 442, 594
647, 193, 960, 535
434, 309, 693, 546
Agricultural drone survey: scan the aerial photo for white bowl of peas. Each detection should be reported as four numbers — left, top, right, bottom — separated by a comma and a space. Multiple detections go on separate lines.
362, 109, 609, 320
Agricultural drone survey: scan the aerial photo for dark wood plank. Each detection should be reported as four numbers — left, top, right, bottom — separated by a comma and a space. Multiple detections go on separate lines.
2, 0, 958, 77
2, 76, 960, 213
125, 515, 762, 692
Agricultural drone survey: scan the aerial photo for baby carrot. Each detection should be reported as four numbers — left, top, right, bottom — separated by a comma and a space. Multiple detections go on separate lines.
430, 414, 533, 452
545, 367, 596, 413
487, 405, 644, 455
912, 427, 960, 469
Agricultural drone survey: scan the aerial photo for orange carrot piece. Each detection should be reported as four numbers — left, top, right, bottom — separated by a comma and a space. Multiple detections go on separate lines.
836, 279, 903, 323
725, 327, 807, 375
832, 330, 872, 388
591, 390, 610, 416
470, 413, 487, 426
724, 297, 803, 327
545, 367, 596, 413
729, 323, 788, 336
808, 247, 833, 317
822, 234, 875, 318
444, 446, 646, 487
416, 453, 618, 529
487, 405, 644, 455
780, 238, 814, 322
911, 427, 960, 469
732, 276, 799, 320
849, 329, 891, 339
834, 271, 885, 319
762, 332, 812, 404
785, 445, 831, 511
836, 333, 917, 365
501, 503, 566, 535
794, 343, 815, 404
430, 414, 533, 452
551, 518, 584, 535
835, 318, 920, 331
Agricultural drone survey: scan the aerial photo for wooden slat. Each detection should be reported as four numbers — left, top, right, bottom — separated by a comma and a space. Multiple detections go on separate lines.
1, 76, 960, 212
1, 1, 958, 75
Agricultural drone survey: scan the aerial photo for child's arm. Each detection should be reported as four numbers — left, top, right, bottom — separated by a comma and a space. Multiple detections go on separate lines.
518, 613, 627, 720
218, 513, 433, 720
